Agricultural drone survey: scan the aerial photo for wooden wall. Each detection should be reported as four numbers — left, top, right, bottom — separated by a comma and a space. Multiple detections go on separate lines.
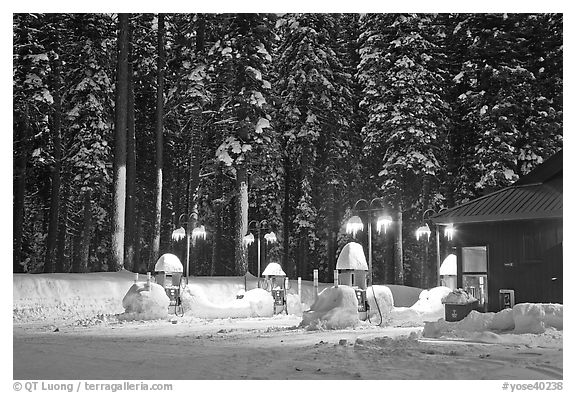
454, 218, 562, 311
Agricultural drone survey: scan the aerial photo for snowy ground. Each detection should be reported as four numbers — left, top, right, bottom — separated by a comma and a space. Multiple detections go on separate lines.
12, 271, 563, 384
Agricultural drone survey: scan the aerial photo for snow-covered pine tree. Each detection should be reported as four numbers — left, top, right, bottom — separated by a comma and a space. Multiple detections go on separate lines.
274, 13, 357, 280
209, 13, 276, 275
449, 13, 563, 201
61, 14, 116, 272
13, 13, 55, 272
357, 14, 449, 286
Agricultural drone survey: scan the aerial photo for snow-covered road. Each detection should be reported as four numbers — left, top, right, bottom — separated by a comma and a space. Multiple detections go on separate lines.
13, 315, 563, 380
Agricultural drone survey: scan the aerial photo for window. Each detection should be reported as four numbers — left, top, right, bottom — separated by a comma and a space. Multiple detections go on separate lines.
462, 246, 487, 273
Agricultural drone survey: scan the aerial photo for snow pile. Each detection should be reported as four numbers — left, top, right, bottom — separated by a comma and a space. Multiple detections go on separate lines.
13, 271, 136, 322
286, 293, 304, 316
411, 286, 452, 314
423, 303, 563, 338
261, 262, 286, 276
389, 286, 452, 326
490, 308, 515, 331
13, 271, 329, 323
118, 282, 170, 321
365, 285, 394, 324
300, 286, 360, 330
513, 303, 563, 334
335, 242, 368, 271
181, 285, 274, 319
442, 288, 477, 304
154, 253, 183, 272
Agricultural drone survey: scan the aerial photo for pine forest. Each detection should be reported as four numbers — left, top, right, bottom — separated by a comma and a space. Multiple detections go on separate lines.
13, 13, 563, 288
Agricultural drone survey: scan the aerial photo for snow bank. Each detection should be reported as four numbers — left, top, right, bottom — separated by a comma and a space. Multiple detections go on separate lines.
335, 242, 368, 271
13, 271, 136, 322
181, 285, 274, 319
513, 303, 563, 334
154, 253, 183, 273
13, 271, 329, 323
118, 282, 170, 321
423, 303, 563, 338
300, 286, 360, 330
286, 293, 304, 316
389, 286, 452, 326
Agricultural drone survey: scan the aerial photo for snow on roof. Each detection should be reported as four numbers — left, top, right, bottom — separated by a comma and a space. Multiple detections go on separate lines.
261, 262, 286, 276
154, 253, 183, 273
336, 242, 368, 271
439, 254, 457, 276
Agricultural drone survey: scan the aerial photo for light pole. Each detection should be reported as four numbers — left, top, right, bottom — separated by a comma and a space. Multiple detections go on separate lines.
416, 208, 452, 287
243, 219, 277, 280
346, 198, 393, 287
171, 213, 207, 283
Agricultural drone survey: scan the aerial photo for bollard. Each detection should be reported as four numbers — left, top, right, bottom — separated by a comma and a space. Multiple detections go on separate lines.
134, 272, 139, 284
146, 272, 151, 290
313, 269, 319, 302
298, 277, 302, 300
334, 270, 339, 288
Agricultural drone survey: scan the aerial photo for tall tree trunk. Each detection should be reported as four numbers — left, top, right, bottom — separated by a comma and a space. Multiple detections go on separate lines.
44, 50, 63, 273
76, 190, 93, 273
282, 154, 294, 276
150, 13, 165, 267
187, 108, 203, 276
133, 210, 143, 273
111, 13, 130, 271
420, 176, 431, 287
125, 23, 136, 271
326, 183, 338, 271
235, 163, 249, 275
211, 167, 225, 276
394, 205, 404, 285
56, 179, 69, 272
13, 109, 30, 273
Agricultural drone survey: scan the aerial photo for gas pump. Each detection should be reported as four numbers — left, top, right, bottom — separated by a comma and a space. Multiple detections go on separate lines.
335, 242, 370, 321
261, 262, 288, 315
154, 253, 186, 316
268, 277, 290, 314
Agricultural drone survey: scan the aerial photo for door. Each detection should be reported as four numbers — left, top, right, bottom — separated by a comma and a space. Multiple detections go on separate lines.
461, 246, 488, 311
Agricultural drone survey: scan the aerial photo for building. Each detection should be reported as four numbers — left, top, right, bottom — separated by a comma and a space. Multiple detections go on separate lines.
431, 150, 562, 311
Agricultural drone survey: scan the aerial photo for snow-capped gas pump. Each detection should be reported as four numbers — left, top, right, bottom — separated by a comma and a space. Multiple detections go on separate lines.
261, 262, 288, 314
153, 253, 186, 316
336, 242, 370, 320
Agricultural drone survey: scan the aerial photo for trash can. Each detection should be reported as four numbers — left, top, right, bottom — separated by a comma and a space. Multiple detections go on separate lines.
442, 289, 479, 322
444, 300, 479, 322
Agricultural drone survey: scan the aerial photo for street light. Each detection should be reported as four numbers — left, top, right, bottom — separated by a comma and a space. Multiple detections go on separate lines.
345, 198, 392, 286
415, 209, 451, 287
171, 214, 207, 282
243, 219, 277, 279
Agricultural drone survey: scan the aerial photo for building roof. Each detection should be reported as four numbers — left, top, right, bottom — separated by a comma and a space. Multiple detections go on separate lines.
432, 150, 563, 225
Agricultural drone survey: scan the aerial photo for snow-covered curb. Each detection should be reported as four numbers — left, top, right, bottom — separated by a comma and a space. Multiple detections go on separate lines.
423, 303, 563, 337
